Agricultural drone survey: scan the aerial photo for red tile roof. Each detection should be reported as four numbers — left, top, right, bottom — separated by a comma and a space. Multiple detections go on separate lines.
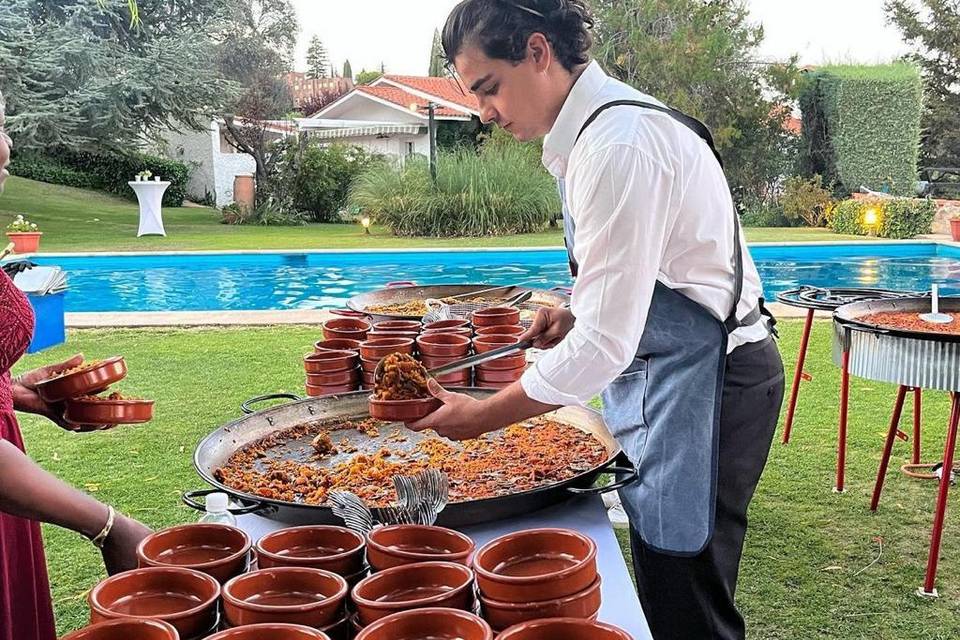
381, 75, 480, 113
355, 85, 473, 119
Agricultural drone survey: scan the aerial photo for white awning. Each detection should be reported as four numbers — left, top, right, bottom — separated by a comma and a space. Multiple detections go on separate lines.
306, 124, 424, 139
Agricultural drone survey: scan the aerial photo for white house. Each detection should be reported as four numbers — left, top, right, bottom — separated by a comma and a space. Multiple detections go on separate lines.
304, 75, 480, 158
158, 120, 256, 208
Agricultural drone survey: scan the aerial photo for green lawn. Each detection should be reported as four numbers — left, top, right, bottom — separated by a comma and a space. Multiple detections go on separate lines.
13, 321, 960, 638
0, 176, 877, 252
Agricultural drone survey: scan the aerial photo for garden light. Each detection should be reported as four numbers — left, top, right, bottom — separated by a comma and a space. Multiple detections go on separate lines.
361, 216, 371, 234
863, 207, 879, 227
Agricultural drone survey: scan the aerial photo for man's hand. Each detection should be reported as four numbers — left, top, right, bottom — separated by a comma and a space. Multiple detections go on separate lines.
520, 307, 575, 349
408, 379, 493, 441
13, 354, 84, 430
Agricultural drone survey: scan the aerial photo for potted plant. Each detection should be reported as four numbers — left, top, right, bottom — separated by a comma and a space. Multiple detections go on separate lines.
951, 215, 960, 242
135, 170, 152, 182
5, 215, 42, 253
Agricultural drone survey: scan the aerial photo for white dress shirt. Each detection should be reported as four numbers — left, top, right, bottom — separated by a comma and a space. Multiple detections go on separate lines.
520, 61, 770, 407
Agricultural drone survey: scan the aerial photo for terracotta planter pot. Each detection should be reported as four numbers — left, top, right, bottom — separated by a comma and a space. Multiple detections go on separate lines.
35, 356, 128, 403
137, 524, 251, 584
497, 618, 634, 640
416, 333, 471, 357
88, 567, 220, 640
359, 338, 415, 361
951, 218, 960, 242
256, 526, 365, 575
471, 307, 520, 327
479, 577, 602, 631
6, 231, 42, 253
222, 567, 349, 629
351, 561, 475, 626
60, 619, 180, 640
207, 623, 331, 640
473, 528, 597, 603
366, 525, 474, 571
354, 608, 492, 640
314, 339, 362, 354
322, 318, 371, 342
304, 351, 358, 375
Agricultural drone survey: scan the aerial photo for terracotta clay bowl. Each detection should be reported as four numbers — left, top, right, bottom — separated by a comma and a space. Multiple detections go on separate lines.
367, 396, 441, 423
471, 307, 520, 327
35, 356, 128, 403
366, 330, 420, 342
322, 318, 371, 342
137, 524, 251, 584
416, 333, 471, 357
361, 370, 377, 386
60, 619, 180, 640
480, 577, 602, 631
475, 325, 524, 338
355, 608, 493, 640
418, 354, 462, 368
351, 561, 475, 626
423, 319, 471, 333
474, 366, 525, 384
472, 335, 524, 354
88, 567, 220, 640
474, 352, 527, 371
314, 339, 362, 354
256, 526, 365, 575
65, 395, 155, 425
424, 327, 473, 338
305, 382, 359, 397
434, 370, 471, 386
304, 351, 359, 375
497, 617, 633, 640
207, 623, 331, 640
359, 338, 415, 360
222, 567, 349, 628
473, 528, 597, 603
366, 524, 475, 571
372, 320, 422, 332
306, 369, 361, 387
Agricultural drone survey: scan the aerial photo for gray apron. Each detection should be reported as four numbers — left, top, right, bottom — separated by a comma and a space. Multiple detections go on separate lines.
565, 101, 766, 556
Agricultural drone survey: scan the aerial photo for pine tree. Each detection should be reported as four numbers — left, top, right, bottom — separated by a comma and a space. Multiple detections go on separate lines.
306, 35, 329, 79
429, 27, 445, 76
343, 59, 353, 81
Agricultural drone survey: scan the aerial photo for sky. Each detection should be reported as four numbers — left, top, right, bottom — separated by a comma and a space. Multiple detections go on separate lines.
291, 0, 912, 77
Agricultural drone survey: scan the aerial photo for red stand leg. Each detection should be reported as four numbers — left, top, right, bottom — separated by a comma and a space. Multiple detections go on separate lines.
871, 385, 908, 511
913, 387, 923, 465
782, 308, 815, 445
836, 348, 851, 493
922, 393, 960, 596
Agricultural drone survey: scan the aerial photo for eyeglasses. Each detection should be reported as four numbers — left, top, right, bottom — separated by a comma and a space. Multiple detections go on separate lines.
444, 61, 468, 96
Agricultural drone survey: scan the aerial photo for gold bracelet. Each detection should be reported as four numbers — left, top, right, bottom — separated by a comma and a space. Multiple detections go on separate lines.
89, 506, 115, 549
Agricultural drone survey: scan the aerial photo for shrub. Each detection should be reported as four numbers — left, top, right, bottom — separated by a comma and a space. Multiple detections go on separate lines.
740, 200, 790, 227
828, 197, 935, 239
288, 143, 380, 222
799, 64, 923, 197
781, 174, 833, 227
10, 148, 190, 206
350, 144, 559, 237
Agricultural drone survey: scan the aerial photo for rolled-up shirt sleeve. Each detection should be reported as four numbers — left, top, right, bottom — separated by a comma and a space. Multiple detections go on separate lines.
521, 144, 677, 406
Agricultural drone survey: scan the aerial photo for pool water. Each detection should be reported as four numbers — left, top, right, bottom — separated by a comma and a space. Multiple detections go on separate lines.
33, 243, 960, 313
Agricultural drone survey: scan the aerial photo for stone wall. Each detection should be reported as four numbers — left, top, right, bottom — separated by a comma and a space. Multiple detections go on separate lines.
851, 192, 959, 235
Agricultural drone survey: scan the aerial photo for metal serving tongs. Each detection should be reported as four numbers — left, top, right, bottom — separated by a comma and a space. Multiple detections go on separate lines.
374, 338, 533, 386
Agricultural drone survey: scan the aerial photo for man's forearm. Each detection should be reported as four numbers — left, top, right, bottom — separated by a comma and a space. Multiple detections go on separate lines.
479, 381, 562, 430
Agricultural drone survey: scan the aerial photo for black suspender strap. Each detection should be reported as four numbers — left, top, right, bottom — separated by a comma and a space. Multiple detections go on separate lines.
573, 99, 763, 334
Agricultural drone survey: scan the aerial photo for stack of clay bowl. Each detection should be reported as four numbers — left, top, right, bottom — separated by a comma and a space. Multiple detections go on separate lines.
359, 336, 416, 392
367, 320, 422, 343
34, 356, 155, 431
256, 525, 369, 587
354, 608, 493, 640
303, 319, 370, 397
345, 524, 477, 636
497, 618, 634, 640
473, 528, 601, 632
416, 331, 472, 387
469, 307, 527, 389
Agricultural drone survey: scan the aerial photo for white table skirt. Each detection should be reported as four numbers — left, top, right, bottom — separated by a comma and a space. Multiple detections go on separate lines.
236, 495, 652, 639
128, 181, 169, 236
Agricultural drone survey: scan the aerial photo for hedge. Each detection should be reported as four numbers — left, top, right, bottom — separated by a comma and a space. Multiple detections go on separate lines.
10, 148, 190, 207
828, 197, 935, 239
799, 64, 923, 197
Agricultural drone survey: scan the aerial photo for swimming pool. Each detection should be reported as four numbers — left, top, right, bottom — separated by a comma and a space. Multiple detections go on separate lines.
31, 242, 960, 313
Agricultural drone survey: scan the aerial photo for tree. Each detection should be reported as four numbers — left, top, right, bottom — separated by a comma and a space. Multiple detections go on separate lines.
592, 0, 801, 205
356, 69, 383, 85
0, 0, 236, 151
886, 0, 960, 166
343, 59, 353, 81
429, 27, 445, 76
306, 35, 329, 79
297, 89, 341, 117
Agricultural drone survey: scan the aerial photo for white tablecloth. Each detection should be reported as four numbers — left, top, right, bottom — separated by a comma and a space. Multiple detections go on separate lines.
128, 181, 169, 236
236, 495, 652, 640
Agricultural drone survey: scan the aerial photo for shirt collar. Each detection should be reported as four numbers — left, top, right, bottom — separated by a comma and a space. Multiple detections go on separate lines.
542, 60, 609, 179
